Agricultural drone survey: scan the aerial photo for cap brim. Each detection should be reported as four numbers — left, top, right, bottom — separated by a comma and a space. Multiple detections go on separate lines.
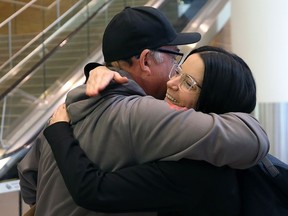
168, 32, 201, 46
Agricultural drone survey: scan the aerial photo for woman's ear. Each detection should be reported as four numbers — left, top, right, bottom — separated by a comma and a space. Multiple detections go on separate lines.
139, 49, 152, 76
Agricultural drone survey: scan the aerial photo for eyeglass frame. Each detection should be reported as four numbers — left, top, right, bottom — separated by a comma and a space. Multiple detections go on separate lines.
153, 48, 184, 65
169, 64, 202, 91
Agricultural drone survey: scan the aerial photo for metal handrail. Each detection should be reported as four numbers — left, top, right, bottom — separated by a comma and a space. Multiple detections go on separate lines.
0, 0, 59, 10
0, 0, 37, 28
0, 0, 107, 91
0, 0, 37, 71
0, 0, 90, 73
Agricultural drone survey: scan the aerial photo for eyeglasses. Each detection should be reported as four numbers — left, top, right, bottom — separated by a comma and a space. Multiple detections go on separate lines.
169, 65, 202, 92
154, 48, 184, 65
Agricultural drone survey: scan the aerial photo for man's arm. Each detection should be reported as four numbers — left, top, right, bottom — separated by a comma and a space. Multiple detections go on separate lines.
44, 122, 239, 214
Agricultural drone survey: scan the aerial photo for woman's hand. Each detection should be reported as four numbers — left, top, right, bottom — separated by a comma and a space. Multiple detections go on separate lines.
86, 66, 128, 96
49, 104, 70, 125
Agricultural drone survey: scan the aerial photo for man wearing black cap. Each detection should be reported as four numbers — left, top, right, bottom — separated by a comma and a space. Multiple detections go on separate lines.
18, 6, 268, 216
98, 6, 200, 100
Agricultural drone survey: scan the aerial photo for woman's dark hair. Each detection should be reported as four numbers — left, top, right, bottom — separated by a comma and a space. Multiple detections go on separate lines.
187, 46, 256, 114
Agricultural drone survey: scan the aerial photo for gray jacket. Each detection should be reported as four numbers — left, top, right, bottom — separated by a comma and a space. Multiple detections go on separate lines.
18, 70, 269, 216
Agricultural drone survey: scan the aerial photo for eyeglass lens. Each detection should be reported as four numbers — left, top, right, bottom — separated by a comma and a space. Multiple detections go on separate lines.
168, 64, 179, 79
180, 74, 197, 91
169, 66, 200, 91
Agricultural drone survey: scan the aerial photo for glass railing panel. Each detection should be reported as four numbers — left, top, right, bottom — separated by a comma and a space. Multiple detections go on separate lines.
0, 90, 37, 149
0, 0, 91, 76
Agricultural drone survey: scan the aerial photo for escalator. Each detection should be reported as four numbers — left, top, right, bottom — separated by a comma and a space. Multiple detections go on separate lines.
0, 0, 231, 181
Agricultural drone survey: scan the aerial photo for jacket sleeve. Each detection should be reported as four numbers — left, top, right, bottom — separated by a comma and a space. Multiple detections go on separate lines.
17, 134, 43, 205
43, 122, 239, 214
126, 97, 269, 169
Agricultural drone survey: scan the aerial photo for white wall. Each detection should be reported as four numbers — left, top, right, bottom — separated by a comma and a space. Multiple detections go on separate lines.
231, 0, 288, 103
230, 0, 288, 162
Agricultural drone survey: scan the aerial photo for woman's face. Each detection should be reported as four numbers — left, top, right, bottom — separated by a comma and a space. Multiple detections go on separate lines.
164, 53, 204, 109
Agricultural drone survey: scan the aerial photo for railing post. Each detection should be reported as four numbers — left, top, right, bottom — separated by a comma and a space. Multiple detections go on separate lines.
8, 21, 12, 69
57, 0, 61, 28
0, 97, 7, 147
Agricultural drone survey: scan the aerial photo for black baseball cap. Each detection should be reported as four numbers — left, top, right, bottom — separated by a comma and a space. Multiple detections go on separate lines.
102, 6, 201, 62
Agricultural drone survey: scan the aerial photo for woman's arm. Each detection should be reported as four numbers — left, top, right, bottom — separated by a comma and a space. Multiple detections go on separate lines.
43, 122, 239, 213
43, 122, 187, 212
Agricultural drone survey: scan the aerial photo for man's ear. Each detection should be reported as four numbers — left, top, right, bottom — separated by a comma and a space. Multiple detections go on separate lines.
139, 49, 152, 76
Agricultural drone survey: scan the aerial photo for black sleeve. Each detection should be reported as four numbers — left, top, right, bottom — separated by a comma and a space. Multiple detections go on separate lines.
83, 62, 103, 83
44, 122, 240, 214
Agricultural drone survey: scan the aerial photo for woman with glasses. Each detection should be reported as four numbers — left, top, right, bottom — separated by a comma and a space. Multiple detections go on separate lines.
36, 46, 260, 215
165, 46, 255, 114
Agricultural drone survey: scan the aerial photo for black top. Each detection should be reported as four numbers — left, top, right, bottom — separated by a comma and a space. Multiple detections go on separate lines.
44, 122, 240, 215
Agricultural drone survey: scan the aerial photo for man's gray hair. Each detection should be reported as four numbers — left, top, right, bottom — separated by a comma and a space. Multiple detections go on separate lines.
151, 51, 164, 64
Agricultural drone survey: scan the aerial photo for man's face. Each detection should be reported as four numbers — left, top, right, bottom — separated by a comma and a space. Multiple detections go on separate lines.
146, 46, 183, 99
